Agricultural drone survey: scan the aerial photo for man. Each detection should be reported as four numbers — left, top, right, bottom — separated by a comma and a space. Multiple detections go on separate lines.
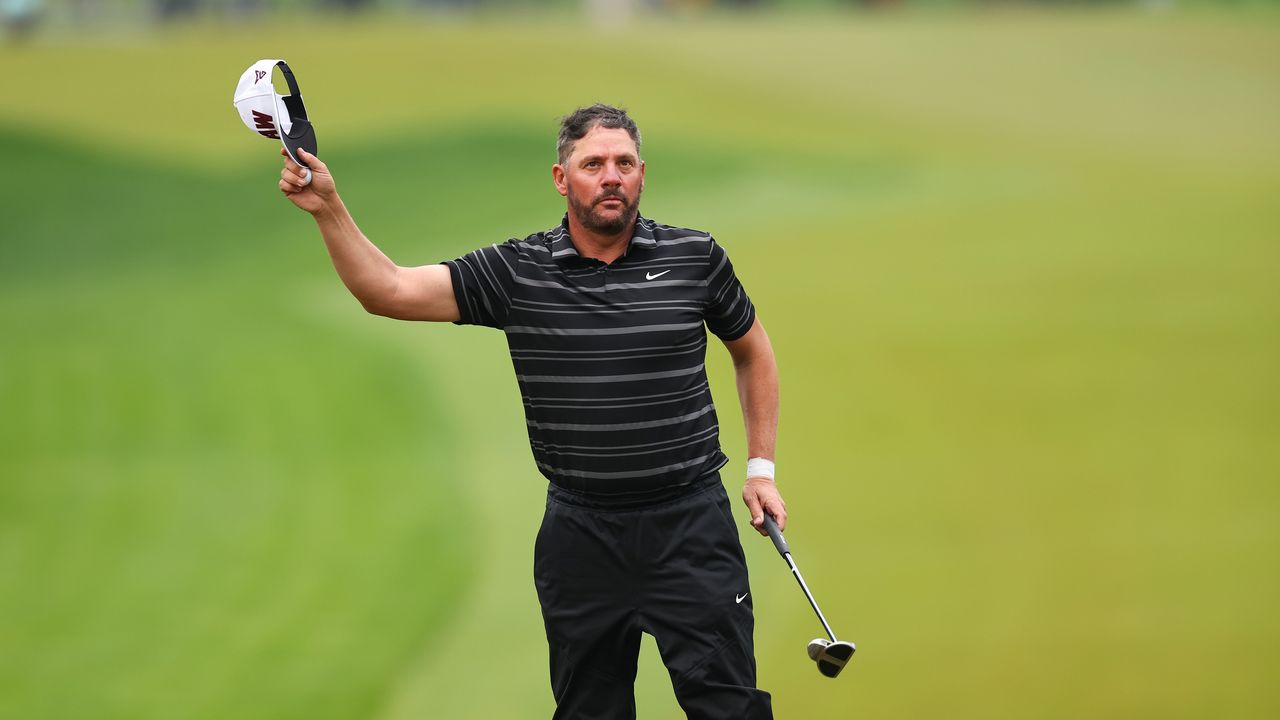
279, 104, 785, 719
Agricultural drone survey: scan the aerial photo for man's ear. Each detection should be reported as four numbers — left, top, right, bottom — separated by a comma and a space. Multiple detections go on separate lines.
552, 164, 568, 197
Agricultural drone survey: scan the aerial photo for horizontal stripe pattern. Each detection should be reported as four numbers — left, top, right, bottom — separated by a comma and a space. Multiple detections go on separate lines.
443, 214, 756, 495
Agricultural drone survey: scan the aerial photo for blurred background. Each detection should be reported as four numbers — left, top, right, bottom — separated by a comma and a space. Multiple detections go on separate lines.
2, 1, 1278, 718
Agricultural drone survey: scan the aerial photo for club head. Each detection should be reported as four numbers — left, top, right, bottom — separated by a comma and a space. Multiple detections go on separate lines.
807, 638, 829, 661
809, 639, 855, 678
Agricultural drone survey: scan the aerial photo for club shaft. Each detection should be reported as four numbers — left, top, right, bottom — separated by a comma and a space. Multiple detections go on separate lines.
784, 552, 836, 641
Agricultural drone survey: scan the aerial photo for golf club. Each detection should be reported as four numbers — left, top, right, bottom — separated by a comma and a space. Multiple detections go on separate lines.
762, 512, 856, 678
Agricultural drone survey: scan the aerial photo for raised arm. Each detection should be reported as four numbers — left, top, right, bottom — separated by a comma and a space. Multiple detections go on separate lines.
279, 148, 460, 322
722, 317, 786, 536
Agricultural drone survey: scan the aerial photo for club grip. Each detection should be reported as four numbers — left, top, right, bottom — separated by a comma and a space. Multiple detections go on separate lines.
762, 512, 789, 557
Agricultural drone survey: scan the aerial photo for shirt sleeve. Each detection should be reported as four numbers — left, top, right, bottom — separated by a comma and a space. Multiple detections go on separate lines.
704, 236, 757, 341
442, 240, 520, 329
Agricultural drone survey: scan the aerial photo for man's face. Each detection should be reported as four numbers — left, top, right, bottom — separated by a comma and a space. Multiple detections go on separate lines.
553, 125, 645, 236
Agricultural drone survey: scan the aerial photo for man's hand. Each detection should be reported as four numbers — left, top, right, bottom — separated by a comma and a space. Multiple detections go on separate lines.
743, 476, 786, 536
279, 147, 335, 215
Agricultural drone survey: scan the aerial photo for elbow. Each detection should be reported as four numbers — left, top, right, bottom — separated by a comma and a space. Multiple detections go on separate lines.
733, 348, 777, 374
735, 357, 775, 376
358, 293, 398, 319
356, 272, 404, 318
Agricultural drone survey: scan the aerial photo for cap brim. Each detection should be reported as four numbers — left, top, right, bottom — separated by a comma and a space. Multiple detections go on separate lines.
271, 74, 317, 168
280, 120, 317, 168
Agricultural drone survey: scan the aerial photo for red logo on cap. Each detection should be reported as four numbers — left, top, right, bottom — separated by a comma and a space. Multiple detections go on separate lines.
254, 70, 267, 83
251, 110, 280, 139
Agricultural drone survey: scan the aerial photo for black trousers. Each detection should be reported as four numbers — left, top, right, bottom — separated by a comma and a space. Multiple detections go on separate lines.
533, 474, 773, 720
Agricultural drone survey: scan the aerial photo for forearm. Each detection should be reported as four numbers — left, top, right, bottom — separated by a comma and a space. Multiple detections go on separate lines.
734, 349, 779, 463
311, 197, 400, 313
732, 335, 785, 533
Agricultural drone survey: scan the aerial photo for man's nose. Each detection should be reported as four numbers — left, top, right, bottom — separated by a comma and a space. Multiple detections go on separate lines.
601, 161, 622, 186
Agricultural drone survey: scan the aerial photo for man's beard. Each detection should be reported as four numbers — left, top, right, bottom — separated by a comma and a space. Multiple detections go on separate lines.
568, 185, 642, 236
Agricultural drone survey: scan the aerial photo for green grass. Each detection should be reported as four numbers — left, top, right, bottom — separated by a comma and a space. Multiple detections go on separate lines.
2, 8, 1279, 719
0, 131, 480, 720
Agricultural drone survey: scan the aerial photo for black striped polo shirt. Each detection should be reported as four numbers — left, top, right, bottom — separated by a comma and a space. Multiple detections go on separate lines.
443, 214, 756, 498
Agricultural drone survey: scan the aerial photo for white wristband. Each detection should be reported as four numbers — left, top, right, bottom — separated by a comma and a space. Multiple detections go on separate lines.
747, 457, 775, 481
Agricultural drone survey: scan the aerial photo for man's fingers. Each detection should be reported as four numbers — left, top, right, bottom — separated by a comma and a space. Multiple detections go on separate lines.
280, 146, 300, 172
743, 489, 765, 534
764, 502, 787, 532
743, 477, 787, 537
296, 147, 327, 174
280, 161, 314, 187
744, 491, 763, 525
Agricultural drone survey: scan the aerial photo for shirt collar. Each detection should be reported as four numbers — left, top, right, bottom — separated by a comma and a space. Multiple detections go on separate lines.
546, 214, 655, 265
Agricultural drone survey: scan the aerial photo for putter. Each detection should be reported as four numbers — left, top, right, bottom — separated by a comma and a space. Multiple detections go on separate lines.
762, 512, 856, 678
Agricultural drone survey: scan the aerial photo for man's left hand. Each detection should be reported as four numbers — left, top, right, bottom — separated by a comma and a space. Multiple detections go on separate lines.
743, 477, 786, 536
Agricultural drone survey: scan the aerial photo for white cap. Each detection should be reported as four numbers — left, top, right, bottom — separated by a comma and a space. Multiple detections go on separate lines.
233, 58, 293, 141
233, 58, 317, 183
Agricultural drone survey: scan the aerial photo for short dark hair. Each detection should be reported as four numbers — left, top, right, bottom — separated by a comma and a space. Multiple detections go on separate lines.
557, 104, 641, 166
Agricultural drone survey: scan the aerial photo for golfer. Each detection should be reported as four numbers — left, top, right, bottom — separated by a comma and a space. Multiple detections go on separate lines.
280, 104, 784, 719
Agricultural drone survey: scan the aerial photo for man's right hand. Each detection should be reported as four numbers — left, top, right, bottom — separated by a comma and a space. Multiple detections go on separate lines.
279, 147, 335, 215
